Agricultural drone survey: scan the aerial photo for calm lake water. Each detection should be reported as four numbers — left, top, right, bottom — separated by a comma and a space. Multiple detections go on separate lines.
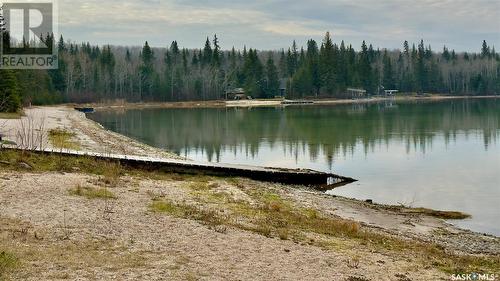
88, 99, 500, 236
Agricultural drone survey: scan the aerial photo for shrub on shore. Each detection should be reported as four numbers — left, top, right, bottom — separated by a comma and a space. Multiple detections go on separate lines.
69, 185, 116, 199
48, 129, 80, 150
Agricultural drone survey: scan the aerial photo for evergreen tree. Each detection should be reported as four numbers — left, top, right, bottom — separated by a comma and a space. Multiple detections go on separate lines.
415, 40, 427, 92
242, 49, 264, 97
58, 35, 66, 52
442, 46, 451, 61
170, 41, 180, 60
278, 49, 287, 78
125, 48, 132, 62
265, 55, 280, 98
182, 48, 189, 74
403, 41, 410, 57
0, 70, 21, 112
140, 41, 155, 99
481, 40, 490, 58
203, 37, 212, 66
292, 65, 312, 98
382, 50, 395, 89
190, 51, 198, 66
212, 34, 221, 67
286, 41, 299, 77
358, 41, 373, 93
49, 59, 67, 93
319, 32, 336, 94
307, 39, 321, 96
451, 49, 457, 61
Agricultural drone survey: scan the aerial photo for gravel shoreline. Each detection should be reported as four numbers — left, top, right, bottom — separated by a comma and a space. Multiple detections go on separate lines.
0, 106, 181, 159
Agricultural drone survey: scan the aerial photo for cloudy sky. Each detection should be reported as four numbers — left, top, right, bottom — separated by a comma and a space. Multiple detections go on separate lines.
58, 0, 500, 51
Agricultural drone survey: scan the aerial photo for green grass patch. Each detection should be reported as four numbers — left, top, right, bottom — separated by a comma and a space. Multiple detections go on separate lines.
0, 150, 121, 175
0, 112, 22, 119
48, 129, 80, 150
149, 200, 184, 215
0, 150, 209, 185
69, 185, 116, 199
0, 140, 17, 146
0, 250, 18, 278
187, 182, 213, 191
149, 199, 229, 232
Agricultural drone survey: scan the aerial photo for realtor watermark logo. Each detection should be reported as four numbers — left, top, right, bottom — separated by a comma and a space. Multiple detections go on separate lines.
0, 0, 58, 69
451, 273, 497, 281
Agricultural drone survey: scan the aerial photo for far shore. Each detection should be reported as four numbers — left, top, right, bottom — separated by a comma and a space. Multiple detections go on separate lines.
84, 94, 500, 111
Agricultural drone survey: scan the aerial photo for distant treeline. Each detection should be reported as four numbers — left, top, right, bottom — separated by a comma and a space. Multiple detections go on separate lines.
0, 31, 499, 112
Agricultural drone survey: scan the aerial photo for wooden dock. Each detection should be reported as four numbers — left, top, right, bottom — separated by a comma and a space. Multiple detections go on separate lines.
281, 100, 315, 105
3, 148, 356, 187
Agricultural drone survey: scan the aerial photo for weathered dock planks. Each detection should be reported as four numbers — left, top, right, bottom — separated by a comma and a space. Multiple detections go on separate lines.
2, 147, 356, 187
281, 100, 315, 105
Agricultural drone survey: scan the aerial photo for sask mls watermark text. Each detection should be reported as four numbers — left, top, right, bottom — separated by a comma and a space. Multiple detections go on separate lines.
451, 273, 498, 281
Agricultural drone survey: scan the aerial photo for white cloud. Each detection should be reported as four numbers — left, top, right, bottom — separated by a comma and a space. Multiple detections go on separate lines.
56, 0, 500, 51
260, 21, 324, 36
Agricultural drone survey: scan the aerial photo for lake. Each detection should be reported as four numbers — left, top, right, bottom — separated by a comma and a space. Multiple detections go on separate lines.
88, 98, 500, 236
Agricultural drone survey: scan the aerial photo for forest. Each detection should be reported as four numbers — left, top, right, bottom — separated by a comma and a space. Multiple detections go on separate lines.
1, 30, 499, 112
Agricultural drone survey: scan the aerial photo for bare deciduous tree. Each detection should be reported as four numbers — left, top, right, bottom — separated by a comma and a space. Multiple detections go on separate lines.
16, 115, 47, 151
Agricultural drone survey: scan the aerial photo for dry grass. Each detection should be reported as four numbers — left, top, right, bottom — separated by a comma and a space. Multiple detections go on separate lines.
226, 189, 362, 239
100, 161, 122, 187
149, 182, 499, 275
404, 208, 470, 219
150, 186, 360, 241
48, 129, 80, 150
69, 185, 116, 199
381, 204, 471, 219
0, 217, 147, 280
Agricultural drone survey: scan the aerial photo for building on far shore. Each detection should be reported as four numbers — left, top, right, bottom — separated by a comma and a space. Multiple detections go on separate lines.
384, 89, 399, 96
378, 85, 399, 96
224, 88, 248, 100
347, 88, 367, 99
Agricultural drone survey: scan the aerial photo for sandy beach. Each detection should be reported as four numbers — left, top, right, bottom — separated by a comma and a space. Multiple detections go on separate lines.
0, 106, 180, 159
